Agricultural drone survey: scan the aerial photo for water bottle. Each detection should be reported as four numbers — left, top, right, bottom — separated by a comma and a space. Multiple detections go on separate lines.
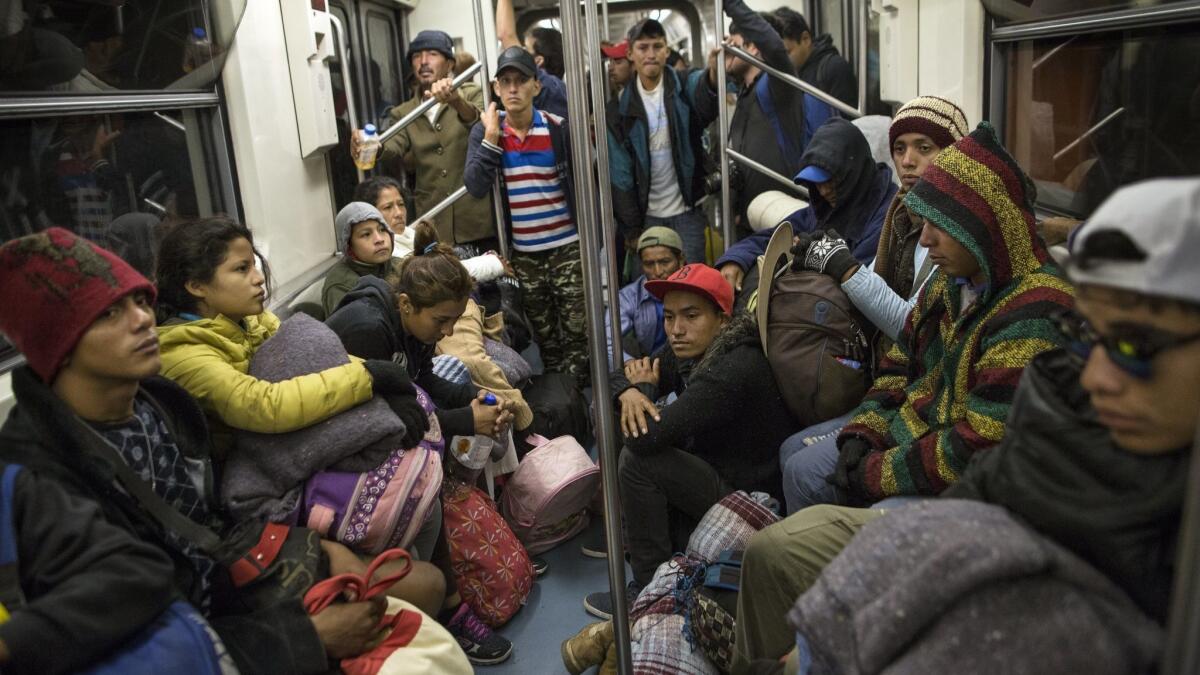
355, 124, 381, 171
182, 27, 211, 74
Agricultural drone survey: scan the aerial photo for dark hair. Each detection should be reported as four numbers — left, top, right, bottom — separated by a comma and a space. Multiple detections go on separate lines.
629, 21, 666, 42
386, 221, 473, 310
666, 49, 684, 68
528, 27, 564, 78
772, 6, 811, 41
354, 175, 411, 209
154, 217, 272, 322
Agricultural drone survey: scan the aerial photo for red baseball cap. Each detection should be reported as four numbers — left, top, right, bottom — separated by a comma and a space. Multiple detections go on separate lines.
601, 40, 628, 59
644, 263, 734, 316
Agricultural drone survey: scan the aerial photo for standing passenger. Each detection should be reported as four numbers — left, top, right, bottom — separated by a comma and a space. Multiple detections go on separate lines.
773, 6, 857, 107
495, 0, 568, 118
464, 47, 589, 386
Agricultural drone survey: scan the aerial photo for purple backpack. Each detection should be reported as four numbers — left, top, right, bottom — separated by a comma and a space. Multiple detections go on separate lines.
500, 434, 600, 555
301, 386, 443, 554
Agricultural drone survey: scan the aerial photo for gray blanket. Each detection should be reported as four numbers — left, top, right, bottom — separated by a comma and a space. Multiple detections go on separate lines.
221, 313, 405, 522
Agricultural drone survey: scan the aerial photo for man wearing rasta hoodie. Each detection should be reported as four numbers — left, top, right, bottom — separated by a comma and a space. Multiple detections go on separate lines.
734, 177, 1199, 673
716, 117, 897, 296
580, 264, 797, 619
781, 122, 1075, 513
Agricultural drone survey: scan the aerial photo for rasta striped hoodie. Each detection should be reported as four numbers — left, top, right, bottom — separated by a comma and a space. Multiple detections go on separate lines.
838, 122, 1074, 502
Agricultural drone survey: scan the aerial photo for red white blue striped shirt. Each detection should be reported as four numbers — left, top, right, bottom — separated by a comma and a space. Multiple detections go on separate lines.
487, 110, 578, 253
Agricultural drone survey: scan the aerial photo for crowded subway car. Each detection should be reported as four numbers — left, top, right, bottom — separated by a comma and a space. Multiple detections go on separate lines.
1, 0, 1199, 673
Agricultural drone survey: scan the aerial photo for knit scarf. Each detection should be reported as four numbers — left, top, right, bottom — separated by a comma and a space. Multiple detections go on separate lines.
872, 194, 921, 301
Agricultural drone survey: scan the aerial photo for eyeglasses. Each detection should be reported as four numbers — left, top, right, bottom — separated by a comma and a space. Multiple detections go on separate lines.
1055, 309, 1200, 379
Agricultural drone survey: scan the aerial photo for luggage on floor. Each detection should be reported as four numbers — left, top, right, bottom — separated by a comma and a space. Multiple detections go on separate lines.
523, 372, 591, 448
442, 480, 534, 628
501, 433, 600, 555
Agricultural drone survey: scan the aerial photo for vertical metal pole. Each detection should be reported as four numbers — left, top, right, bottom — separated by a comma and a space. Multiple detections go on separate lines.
602, 0, 610, 40
560, 0, 633, 672
714, 0, 733, 248
1163, 413, 1200, 675
857, 0, 869, 116
471, 0, 510, 258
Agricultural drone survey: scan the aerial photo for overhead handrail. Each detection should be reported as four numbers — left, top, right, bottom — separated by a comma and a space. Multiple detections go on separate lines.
376, 62, 483, 145
560, 0, 633, 672
722, 43, 861, 118
1032, 35, 1077, 70
416, 185, 468, 224
328, 14, 364, 182
1052, 107, 1124, 162
727, 149, 809, 198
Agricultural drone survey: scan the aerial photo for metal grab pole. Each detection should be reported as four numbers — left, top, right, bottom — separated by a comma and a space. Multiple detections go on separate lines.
714, 0, 734, 251
857, 0, 869, 116
469, 0, 511, 259
727, 149, 809, 198
583, 0, 625, 369
723, 43, 862, 119
376, 62, 483, 144
416, 185, 469, 223
1163, 413, 1200, 675
560, 0, 632, 672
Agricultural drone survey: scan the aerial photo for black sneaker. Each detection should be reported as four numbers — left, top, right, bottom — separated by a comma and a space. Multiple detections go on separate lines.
532, 556, 549, 576
446, 603, 513, 665
580, 533, 607, 559
583, 581, 642, 620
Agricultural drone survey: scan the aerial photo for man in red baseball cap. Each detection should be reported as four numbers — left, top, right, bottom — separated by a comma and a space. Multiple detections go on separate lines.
600, 40, 632, 101
579, 263, 798, 620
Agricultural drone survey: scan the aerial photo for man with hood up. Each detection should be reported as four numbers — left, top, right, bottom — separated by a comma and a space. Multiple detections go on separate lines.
781, 122, 1075, 513
716, 117, 897, 295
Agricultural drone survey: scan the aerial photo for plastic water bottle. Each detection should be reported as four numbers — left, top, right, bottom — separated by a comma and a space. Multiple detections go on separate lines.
182, 27, 211, 74
355, 124, 381, 171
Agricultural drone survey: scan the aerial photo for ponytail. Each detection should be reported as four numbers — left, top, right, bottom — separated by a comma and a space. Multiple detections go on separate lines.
387, 221, 473, 310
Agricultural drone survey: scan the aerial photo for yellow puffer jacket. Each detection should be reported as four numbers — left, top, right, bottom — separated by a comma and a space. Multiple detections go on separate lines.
156, 311, 373, 435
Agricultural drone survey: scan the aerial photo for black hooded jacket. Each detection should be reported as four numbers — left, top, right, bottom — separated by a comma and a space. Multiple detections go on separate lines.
944, 349, 1186, 623
324, 275, 477, 438
0, 368, 329, 673
797, 33, 857, 107
797, 117, 896, 251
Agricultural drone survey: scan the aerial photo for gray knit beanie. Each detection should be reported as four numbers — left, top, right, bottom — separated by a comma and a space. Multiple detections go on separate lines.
336, 201, 391, 249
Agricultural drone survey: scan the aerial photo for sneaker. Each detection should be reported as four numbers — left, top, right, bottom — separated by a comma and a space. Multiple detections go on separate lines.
532, 556, 549, 576
580, 533, 607, 559
583, 581, 642, 620
445, 603, 513, 665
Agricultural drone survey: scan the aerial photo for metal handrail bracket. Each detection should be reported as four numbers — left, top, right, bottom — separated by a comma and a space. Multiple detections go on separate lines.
376, 62, 483, 145
722, 43, 861, 118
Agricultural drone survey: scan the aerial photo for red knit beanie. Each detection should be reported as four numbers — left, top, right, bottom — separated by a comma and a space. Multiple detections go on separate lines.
0, 227, 156, 383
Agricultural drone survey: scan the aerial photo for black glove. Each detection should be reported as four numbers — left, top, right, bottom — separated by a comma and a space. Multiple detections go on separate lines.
364, 359, 416, 397
789, 231, 819, 272
383, 393, 430, 449
827, 437, 871, 494
795, 230, 857, 282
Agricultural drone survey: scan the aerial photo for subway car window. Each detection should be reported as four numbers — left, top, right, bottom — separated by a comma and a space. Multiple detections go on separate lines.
0, 0, 246, 93
985, 0, 1175, 25
364, 8, 402, 125
999, 24, 1200, 218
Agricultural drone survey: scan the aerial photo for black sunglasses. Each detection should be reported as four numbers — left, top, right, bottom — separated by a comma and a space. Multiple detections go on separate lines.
1055, 309, 1200, 379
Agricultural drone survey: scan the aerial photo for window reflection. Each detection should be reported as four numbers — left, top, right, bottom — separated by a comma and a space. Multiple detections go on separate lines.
985, 0, 1176, 25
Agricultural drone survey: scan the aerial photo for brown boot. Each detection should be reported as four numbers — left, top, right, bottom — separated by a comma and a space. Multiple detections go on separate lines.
561, 620, 614, 674
598, 640, 619, 675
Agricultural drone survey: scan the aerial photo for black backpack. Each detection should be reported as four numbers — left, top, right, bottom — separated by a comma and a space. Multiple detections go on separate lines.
522, 373, 592, 451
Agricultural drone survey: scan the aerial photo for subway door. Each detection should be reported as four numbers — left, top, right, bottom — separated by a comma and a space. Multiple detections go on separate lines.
328, 1, 368, 209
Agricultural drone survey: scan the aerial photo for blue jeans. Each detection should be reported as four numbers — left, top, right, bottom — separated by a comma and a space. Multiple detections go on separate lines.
779, 413, 853, 515
645, 207, 708, 266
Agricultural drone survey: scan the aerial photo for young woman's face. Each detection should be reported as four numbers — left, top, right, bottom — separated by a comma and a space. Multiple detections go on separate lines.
375, 187, 407, 234
349, 219, 393, 264
186, 237, 266, 322
399, 295, 468, 344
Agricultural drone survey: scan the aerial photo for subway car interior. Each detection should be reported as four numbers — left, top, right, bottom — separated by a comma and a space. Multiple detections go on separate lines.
1, 0, 1199, 673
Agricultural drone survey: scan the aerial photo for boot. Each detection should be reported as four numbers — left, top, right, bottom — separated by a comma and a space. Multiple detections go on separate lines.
561, 620, 614, 674
598, 640, 619, 675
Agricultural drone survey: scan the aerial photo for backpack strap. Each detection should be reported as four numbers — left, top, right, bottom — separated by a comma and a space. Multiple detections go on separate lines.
755, 74, 801, 176
0, 464, 25, 619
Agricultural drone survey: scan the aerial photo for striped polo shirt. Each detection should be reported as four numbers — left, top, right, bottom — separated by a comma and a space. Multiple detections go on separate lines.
487, 110, 577, 253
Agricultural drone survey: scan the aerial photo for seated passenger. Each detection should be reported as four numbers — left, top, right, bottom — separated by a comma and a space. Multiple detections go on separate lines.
0, 228, 444, 673
716, 117, 898, 294
582, 264, 797, 619
735, 177, 1199, 670
792, 96, 969, 358
780, 123, 1074, 514
605, 226, 686, 367
322, 201, 402, 316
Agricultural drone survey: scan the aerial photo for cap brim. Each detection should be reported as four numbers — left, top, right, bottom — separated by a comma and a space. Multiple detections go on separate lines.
643, 279, 730, 316
795, 166, 832, 184
497, 63, 536, 78
601, 47, 627, 59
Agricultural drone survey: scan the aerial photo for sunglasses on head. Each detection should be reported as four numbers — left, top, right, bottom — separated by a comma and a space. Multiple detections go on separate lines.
1055, 309, 1200, 379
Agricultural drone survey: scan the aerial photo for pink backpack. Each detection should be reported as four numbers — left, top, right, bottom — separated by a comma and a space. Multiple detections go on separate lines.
500, 434, 601, 555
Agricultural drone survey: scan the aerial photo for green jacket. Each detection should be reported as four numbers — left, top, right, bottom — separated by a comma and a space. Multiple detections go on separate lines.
380, 82, 495, 244
321, 256, 402, 317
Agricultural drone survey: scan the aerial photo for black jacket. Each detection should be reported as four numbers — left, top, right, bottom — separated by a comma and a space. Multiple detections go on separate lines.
944, 349, 1187, 623
611, 313, 797, 497
325, 275, 478, 438
0, 464, 176, 675
0, 367, 328, 673
797, 34, 857, 107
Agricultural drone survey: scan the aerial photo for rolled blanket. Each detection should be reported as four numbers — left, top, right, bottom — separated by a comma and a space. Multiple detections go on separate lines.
221, 313, 406, 522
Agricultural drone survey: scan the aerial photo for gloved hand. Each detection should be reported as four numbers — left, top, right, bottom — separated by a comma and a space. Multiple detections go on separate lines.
794, 230, 857, 282
364, 360, 416, 397
827, 437, 872, 495
789, 231, 819, 272
382, 393, 430, 449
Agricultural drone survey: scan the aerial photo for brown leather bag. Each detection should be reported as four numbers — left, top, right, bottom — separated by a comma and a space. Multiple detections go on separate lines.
752, 225, 871, 428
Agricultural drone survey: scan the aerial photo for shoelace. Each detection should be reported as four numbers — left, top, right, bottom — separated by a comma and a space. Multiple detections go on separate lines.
456, 606, 495, 643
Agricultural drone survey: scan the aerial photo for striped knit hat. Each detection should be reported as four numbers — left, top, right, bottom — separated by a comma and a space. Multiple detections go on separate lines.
904, 122, 1048, 289
889, 96, 969, 149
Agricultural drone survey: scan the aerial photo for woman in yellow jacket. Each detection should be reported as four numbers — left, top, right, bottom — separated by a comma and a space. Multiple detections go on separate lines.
153, 217, 427, 460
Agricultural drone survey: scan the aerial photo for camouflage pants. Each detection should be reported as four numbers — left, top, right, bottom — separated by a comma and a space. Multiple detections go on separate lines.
511, 242, 590, 387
